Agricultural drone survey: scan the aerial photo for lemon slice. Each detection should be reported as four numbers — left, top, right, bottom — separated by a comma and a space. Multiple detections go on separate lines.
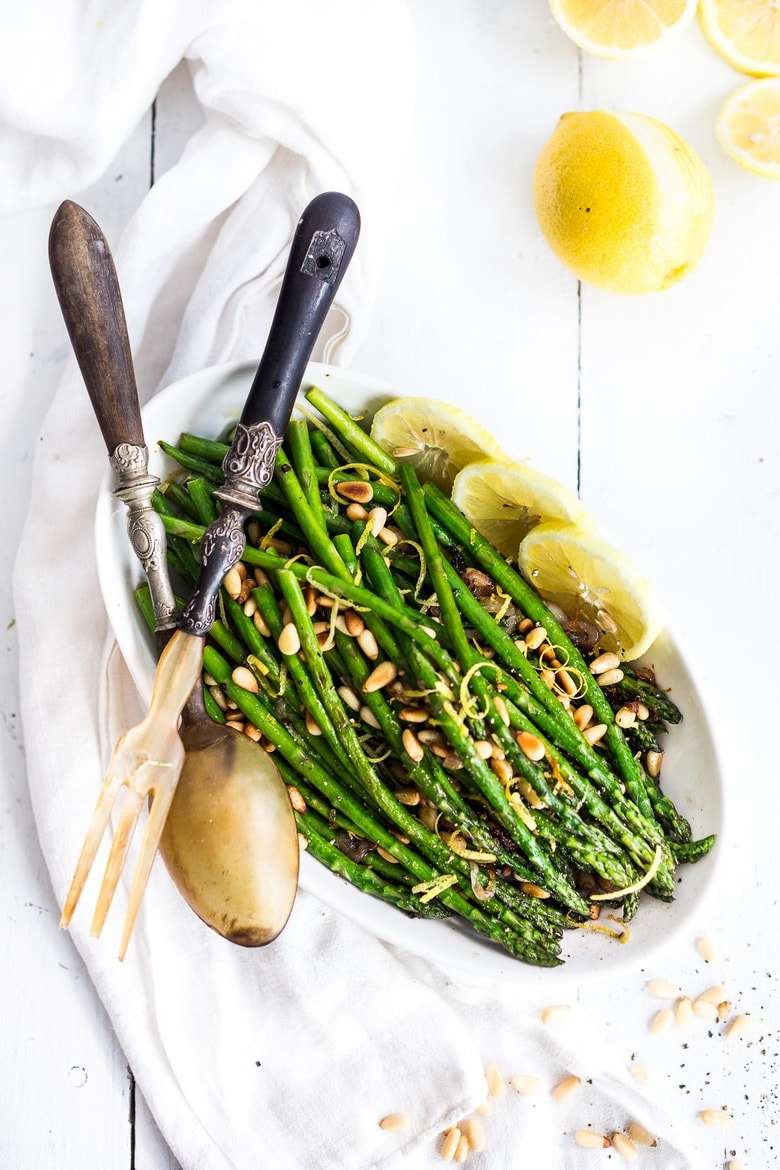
716, 79, 780, 177
549, 0, 697, 59
517, 521, 663, 661
700, 0, 780, 77
370, 398, 503, 491
451, 458, 594, 560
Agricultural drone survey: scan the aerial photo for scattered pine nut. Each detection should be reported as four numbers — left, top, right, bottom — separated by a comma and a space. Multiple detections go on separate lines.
396, 787, 421, 806
485, 1063, 506, 1098
626, 1121, 657, 1148
454, 1134, 470, 1164
378, 526, 398, 547
440, 1127, 461, 1162
519, 881, 550, 899
245, 724, 262, 742
541, 1004, 571, 1025
692, 998, 719, 1022
675, 996, 694, 1027
286, 785, 306, 814
344, 610, 365, 637
696, 935, 716, 963
611, 1132, 639, 1163
615, 705, 636, 729
698, 984, 726, 1005
225, 719, 246, 733
647, 978, 683, 1000
590, 651, 620, 675
402, 729, 425, 763
650, 1008, 674, 1035
334, 613, 352, 636
552, 1074, 580, 1103
718, 1000, 733, 1019
556, 668, 579, 697
360, 705, 381, 729
243, 596, 258, 617
231, 665, 259, 694
379, 1113, 409, 1132
253, 567, 269, 587
418, 728, 445, 745
598, 667, 624, 687
345, 502, 368, 522
525, 625, 548, 651
400, 706, 428, 723
277, 622, 301, 656
252, 609, 272, 636
575, 1130, 610, 1149
516, 731, 546, 761
209, 686, 229, 711
368, 506, 388, 536
465, 1118, 485, 1153
337, 685, 362, 712
358, 628, 380, 659
305, 710, 322, 737
336, 480, 373, 504
490, 756, 514, 784
727, 1161, 745, 1170
493, 694, 510, 726
582, 722, 608, 745
727, 1015, 751, 1043
700, 1108, 732, 1126
573, 704, 594, 730
376, 846, 399, 864
646, 750, 663, 777
636, 702, 650, 720
475, 1099, 493, 1117
363, 660, 398, 692
628, 1064, 651, 1083
541, 667, 557, 690
509, 1075, 541, 1096
223, 567, 243, 598
474, 739, 494, 759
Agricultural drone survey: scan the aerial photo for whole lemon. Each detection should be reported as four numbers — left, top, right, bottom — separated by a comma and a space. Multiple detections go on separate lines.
533, 111, 714, 295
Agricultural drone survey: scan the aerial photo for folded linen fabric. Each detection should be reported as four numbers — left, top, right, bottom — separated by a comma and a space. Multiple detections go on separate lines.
10, 2, 698, 1166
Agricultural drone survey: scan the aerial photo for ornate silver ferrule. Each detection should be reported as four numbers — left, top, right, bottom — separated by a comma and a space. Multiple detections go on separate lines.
179, 506, 247, 636
214, 420, 283, 513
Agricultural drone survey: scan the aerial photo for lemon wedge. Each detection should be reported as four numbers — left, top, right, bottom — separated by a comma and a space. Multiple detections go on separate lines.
700, 0, 780, 77
451, 458, 594, 560
533, 110, 715, 295
370, 398, 503, 491
716, 78, 780, 178
517, 521, 663, 661
549, 0, 697, 59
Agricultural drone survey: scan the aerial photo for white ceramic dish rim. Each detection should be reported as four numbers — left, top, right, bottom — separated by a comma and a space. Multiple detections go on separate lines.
95, 359, 727, 989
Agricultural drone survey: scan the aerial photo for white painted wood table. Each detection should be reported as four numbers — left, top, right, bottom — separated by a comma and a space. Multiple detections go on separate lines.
2, 4, 778, 1166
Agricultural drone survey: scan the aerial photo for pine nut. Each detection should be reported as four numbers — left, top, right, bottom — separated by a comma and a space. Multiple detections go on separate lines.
700, 1109, 732, 1126
358, 628, 380, 660
573, 704, 594, 730
485, 1063, 505, 1098
628, 1065, 651, 1083
539, 645, 557, 663
552, 1074, 580, 1103
286, 785, 306, 813
345, 610, 365, 637
626, 1121, 656, 1148
264, 741, 276, 753
727, 1014, 751, 1042
368, 506, 388, 536
541, 1004, 571, 1025
209, 685, 228, 711
253, 567, 269, 587
440, 1127, 461, 1162
396, 787, 421, 806
360, 705, 381, 729
363, 660, 399, 692
718, 1000, 733, 1018
245, 725, 262, 742
454, 1134, 470, 1164
305, 710, 322, 737
247, 521, 260, 546
696, 935, 716, 963
650, 1008, 673, 1035
278, 622, 301, 656
334, 613, 352, 636
518, 617, 533, 634
235, 562, 248, 580
303, 584, 318, 616
252, 610, 271, 637
475, 1100, 493, 1117
490, 742, 505, 760
465, 1118, 485, 1153
692, 999, 719, 1021
419, 804, 439, 830
376, 846, 398, 864
231, 665, 259, 694
516, 731, 546, 761
727, 1161, 745, 1170
490, 756, 514, 784
225, 719, 246, 733
636, 702, 650, 721
336, 480, 374, 504
443, 751, 462, 771
223, 567, 243, 599
646, 750, 663, 777
575, 1130, 610, 1149
519, 881, 550, 899
525, 625, 547, 651
493, 694, 510, 726
345, 502, 368, 522
337, 685, 361, 712
598, 667, 624, 686
378, 526, 398, 546
402, 729, 424, 763
698, 984, 726, 1004
267, 537, 293, 557
611, 1132, 638, 1163
509, 1074, 541, 1095
316, 594, 335, 608
243, 596, 258, 617
400, 706, 428, 723
556, 669, 578, 697
474, 739, 494, 759
590, 651, 621, 676
675, 996, 693, 1027
317, 631, 334, 650
615, 705, 636, 729
647, 978, 682, 999
582, 723, 607, 745
431, 743, 448, 758
418, 728, 445, 745
379, 1113, 409, 1132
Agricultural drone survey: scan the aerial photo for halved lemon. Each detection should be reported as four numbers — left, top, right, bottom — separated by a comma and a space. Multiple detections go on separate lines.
370, 398, 503, 491
517, 521, 663, 660
549, 0, 697, 59
716, 78, 780, 177
451, 458, 594, 560
700, 0, 780, 77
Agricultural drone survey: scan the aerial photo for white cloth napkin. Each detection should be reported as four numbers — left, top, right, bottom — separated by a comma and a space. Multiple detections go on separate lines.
10, 3, 701, 1167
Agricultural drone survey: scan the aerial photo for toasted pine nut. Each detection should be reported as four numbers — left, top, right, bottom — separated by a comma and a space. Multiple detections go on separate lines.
440, 1127, 461, 1162
509, 1074, 540, 1095
364, 660, 399, 693
590, 651, 621, 675
264, 740, 276, 753
368, 506, 388, 536
636, 701, 650, 721
626, 1121, 656, 1148
650, 1008, 673, 1035
402, 729, 424, 763
360, 705, 381, 729
400, 706, 428, 723
317, 631, 334, 650
345, 502, 368, 522
379, 1113, 408, 1132
696, 935, 716, 963
419, 804, 440, 830
582, 722, 607, 745
490, 756, 514, 784
418, 728, 445, 745
465, 1118, 485, 1153
485, 1063, 505, 1098
475, 1099, 493, 1117
235, 561, 247, 580
552, 1074, 580, 1103
555, 669, 578, 697
692, 999, 719, 1021
646, 750, 663, 777
474, 739, 494, 759
611, 1132, 638, 1163
698, 984, 726, 1004
253, 567, 269, 587
245, 724, 262, 742
519, 881, 550, 899
231, 665, 259, 694
316, 594, 335, 608
573, 704, 594, 730
334, 613, 352, 636
358, 628, 380, 660
376, 846, 398, 864
336, 480, 373, 504
442, 751, 462, 771
700, 1109, 732, 1126
209, 685, 228, 711
378, 526, 398, 547
454, 1134, 470, 1164
727, 1161, 745, 1170
278, 622, 300, 656
225, 719, 246, 733
337, 685, 361, 712
727, 1014, 751, 1043
516, 731, 546, 761
223, 567, 243, 598
718, 1000, 733, 1018
303, 584, 318, 616
575, 1130, 610, 1149
267, 537, 293, 557
493, 694, 510, 726
286, 785, 306, 813
243, 596, 258, 617
541, 1004, 571, 1025
345, 610, 365, 637
252, 610, 271, 637
675, 996, 693, 1027
615, 705, 636, 729
305, 710, 322, 737
396, 787, 421, 806
647, 978, 682, 1000
598, 667, 624, 686
525, 625, 547, 651
430, 743, 448, 758
490, 742, 505, 760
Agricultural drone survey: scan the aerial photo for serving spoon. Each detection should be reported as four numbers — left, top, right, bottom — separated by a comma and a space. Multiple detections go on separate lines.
49, 199, 299, 948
